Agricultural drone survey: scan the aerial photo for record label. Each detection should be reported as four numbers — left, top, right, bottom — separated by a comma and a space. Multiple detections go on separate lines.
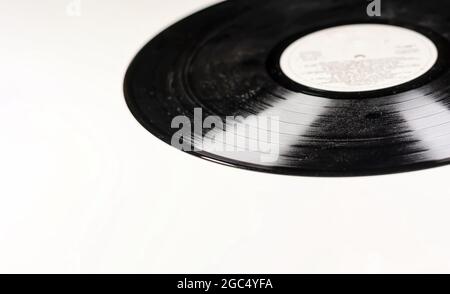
279, 24, 438, 92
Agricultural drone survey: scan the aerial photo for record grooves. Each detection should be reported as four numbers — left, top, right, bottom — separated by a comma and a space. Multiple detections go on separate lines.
124, 0, 450, 176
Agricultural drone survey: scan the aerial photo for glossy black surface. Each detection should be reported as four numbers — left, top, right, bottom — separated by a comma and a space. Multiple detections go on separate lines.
124, 0, 450, 176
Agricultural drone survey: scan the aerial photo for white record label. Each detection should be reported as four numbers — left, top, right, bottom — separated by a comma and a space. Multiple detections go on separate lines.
279, 24, 438, 92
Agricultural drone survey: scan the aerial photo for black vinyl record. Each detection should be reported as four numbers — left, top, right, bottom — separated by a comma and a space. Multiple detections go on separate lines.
124, 0, 450, 177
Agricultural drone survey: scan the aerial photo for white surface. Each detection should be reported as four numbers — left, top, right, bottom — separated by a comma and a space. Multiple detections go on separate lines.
1, 0, 450, 274
280, 24, 438, 92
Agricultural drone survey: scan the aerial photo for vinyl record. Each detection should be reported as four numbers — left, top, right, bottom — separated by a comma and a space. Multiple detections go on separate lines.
124, 0, 450, 176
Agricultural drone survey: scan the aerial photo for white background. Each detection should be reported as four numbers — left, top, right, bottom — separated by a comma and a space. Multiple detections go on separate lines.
1, 0, 450, 274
